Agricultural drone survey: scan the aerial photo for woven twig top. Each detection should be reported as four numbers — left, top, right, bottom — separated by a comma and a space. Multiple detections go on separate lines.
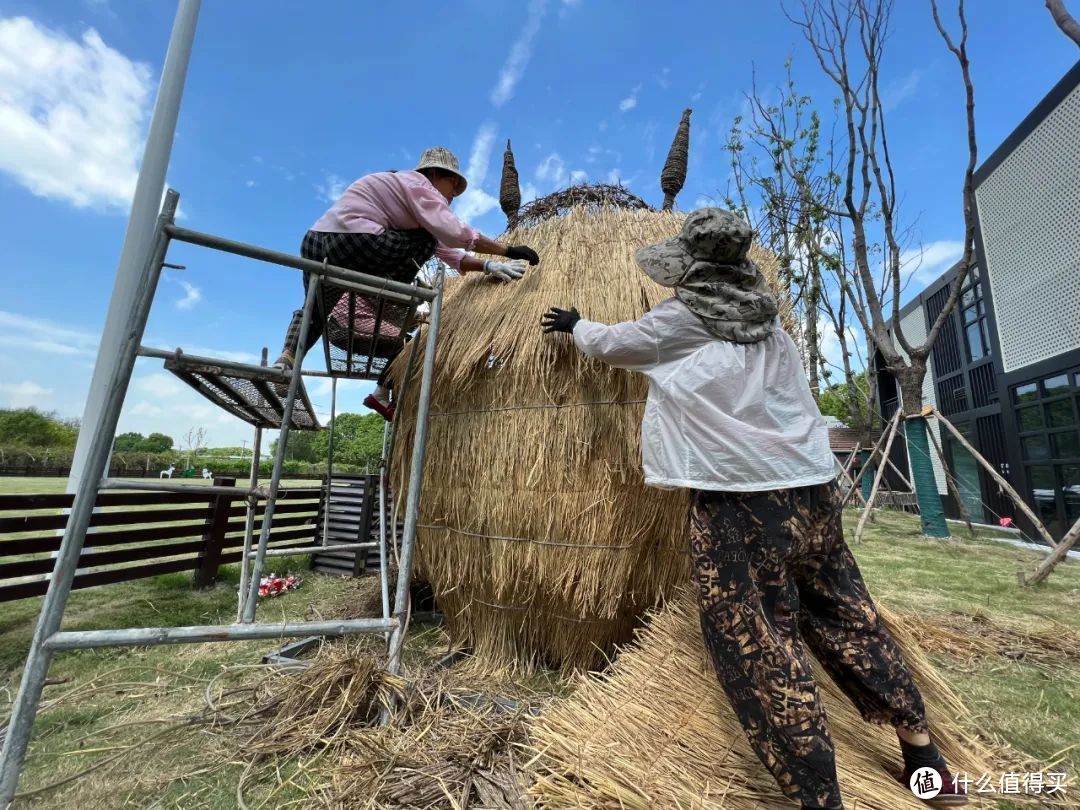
500, 139, 521, 225
516, 183, 653, 228
661, 108, 692, 211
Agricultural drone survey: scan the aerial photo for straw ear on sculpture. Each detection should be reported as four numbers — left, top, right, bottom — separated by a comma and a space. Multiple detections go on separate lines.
500, 139, 521, 230
661, 108, 692, 211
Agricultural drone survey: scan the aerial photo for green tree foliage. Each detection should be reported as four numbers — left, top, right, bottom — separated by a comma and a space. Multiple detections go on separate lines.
144, 432, 175, 453
0, 408, 79, 448
111, 431, 174, 453
313, 412, 384, 469
817, 372, 874, 436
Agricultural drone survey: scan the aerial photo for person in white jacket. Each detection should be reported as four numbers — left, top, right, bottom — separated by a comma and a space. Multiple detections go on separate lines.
541, 208, 966, 810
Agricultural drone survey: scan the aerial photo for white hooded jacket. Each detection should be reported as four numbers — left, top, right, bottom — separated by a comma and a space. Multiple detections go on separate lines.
572, 297, 835, 492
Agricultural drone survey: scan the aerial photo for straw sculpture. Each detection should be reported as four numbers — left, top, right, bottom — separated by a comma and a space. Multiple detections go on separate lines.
390, 199, 790, 671
516, 183, 652, 228
527, 589, 1006, 809
500, 139, 522, 229
661, 108, 692, 211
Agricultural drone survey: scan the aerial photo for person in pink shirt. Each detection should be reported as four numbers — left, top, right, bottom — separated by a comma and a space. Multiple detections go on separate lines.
275, 146, 539, 419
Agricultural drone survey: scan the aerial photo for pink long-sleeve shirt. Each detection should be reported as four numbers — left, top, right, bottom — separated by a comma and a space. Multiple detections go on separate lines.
310, 171, 478, 269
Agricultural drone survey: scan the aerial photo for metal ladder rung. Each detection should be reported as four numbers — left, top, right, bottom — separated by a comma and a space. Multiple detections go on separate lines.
43, 617, 398, 650
248, 541, 377, 558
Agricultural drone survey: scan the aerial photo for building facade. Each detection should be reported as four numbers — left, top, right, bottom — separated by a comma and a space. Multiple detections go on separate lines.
881, 60, 1080, 544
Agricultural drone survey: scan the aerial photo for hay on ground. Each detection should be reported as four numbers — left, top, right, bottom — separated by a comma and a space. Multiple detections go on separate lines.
390, 203, 790, 670
527, 590, 1010, 809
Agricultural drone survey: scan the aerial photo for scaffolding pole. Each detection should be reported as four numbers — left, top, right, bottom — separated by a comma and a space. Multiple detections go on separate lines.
322, 378, 337, 545
0, 192, 180, 802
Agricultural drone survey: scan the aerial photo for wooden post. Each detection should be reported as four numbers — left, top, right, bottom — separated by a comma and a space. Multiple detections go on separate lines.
1023, 516, 1080, 586
854, 411, 901, 543
838, 425, 892, 510
924, 423, 976, 539
881, 453, 915, 493
193, 476, 236, 589
354, 474, 378, 576
837, 444, 870, 508
932, 410, 1059, 550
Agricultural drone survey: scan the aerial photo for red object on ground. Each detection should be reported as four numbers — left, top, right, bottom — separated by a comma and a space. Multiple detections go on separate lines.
998, 517, 1015, 528
257, 573, 303, 599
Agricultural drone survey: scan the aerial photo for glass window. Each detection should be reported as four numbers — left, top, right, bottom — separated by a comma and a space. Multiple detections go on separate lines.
1023, 435, 1049, 460
1014, 383, 1039, 404
961, 289, 975, 308
1029, 465, 1062, 537
1046, 399, 1076, 428
1044, 374, 1072, 396
1051, 431, 1080, 460
1018, 405, 1044, 430
1063, 465, 1080, 526
965, 322, 987, 361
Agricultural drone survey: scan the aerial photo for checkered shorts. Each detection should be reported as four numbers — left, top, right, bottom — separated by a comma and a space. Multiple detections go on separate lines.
300, 229, 437, 285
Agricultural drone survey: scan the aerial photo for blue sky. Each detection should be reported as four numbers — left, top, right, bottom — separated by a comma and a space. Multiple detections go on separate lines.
0, 0, 1077, 447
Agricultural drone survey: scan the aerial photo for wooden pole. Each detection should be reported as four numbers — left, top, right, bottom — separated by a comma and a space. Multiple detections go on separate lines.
1023, 516, 1080, 586
881, 453, 915, 493
854, 411, 901, 543
931, 409, 1059, 550
836, 444, 869, 508
924, 423, 976, 539
838, 429, 892, 510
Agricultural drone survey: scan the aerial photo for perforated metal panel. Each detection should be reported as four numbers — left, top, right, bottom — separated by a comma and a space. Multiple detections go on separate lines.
899, 308, 948, 495
976, 83, 1080, 373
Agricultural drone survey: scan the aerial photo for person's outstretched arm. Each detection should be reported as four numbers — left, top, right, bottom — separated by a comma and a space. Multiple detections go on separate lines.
541, 306, 661, 372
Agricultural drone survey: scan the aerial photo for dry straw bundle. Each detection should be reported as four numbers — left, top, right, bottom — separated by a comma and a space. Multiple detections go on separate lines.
527, 589, 1003, 809
391, 201, 788, 670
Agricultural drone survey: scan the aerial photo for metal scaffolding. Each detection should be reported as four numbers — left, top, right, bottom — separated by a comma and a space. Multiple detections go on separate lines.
0, 189, 444, 801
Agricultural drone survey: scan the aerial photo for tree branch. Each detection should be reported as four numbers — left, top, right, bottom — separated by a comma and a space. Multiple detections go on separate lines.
1046, 0, 1080, 46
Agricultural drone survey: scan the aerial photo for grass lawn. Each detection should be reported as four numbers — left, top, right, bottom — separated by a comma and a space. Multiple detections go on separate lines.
0, 495, 1077, 808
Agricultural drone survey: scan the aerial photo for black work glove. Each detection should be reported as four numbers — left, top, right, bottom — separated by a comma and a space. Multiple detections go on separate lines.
541, 306, 581, 334
505, 245, 540, 265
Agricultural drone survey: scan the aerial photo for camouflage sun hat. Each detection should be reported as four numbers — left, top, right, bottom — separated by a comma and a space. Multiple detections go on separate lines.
414, 146, 468, 192
634, 208, 753, 286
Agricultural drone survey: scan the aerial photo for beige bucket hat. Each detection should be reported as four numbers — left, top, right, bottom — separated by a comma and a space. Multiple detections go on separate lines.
414, 146, 468, 192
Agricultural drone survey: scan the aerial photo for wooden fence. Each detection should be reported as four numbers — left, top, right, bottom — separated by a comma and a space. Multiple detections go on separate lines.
0, 479, 321, 602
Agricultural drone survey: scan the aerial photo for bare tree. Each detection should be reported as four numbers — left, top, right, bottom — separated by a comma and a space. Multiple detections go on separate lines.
181, 426, 207, 469
1046, 0, 1080, 46
749, 0, 979, 537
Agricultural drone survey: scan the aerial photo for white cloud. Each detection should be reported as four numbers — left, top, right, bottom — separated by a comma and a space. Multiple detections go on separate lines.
569, 169, 588, 184
453, 121, 500, 224
819, 317, 866, 379
490, 0, 548, 107
0, 381, 53, 408
245, 179, 256, 188
0, 310, 99, 357
607, 169, 624, 185
521, 182, 539, 204
598, 120, 608, 132
314, 172, 347, 203
619, 83, 642, 112
882, 68, 926, 113
174, 280, 201, 310
655, 67, 671, 90
535, 152, 567, 188
0, 16, 153, 209
900, 240, 965, 286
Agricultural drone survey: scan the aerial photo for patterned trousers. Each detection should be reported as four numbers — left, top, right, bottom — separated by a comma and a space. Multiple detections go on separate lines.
281, 228, 436, 367
690, 482, 928, 810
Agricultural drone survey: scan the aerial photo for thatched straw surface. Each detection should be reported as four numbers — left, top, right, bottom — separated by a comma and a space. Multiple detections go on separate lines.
391, 204, 789, 671
527, 590, 1002, 809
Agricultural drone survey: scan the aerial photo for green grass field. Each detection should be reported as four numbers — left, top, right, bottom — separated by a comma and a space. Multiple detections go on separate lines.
1, 477, 1077, 808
